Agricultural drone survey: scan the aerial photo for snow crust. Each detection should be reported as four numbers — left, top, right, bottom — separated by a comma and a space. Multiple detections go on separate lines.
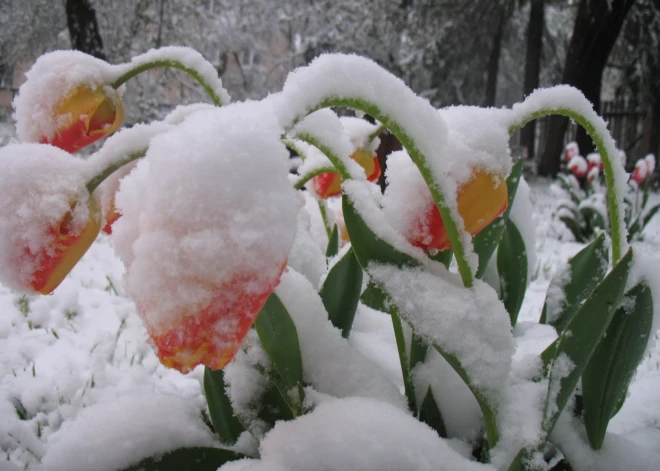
368, 264, 514, 402
41, 393, 217, 471
221, 397, 495, 471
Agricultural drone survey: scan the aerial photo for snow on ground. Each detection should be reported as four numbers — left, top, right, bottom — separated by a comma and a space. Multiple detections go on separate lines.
1, 175, 660, 469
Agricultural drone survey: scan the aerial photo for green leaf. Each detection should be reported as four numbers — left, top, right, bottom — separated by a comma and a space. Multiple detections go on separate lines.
540, 233, 608, 333
432, 343, 499, 449
582, 281, 654, 450
319, 247, 363, 337
419, 386, 447, 438
360, 279, 388, 312
254, 293, 304, 413
556, 174, 582, 206
473, 158, 523, 278
326, 224, 339, 258
497, 219, 528, 326
203, 367, 245, 444
342, 194, 420, 270
580, 206, 606, 232
641, 203, 660, 231
559, 214, 585, 243
429, 249, 453, 268
540, 249, 633, 438
409, 333, 428, 372
119, 446, 244, 471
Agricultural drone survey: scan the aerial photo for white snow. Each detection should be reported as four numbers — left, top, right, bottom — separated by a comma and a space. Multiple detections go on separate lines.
41, 392, 218, 471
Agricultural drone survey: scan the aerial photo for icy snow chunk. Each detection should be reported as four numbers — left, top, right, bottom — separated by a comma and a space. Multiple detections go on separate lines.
231, 397, 495, 471
13, 51, 116, 143
543, 265, 571, 324
41, 393, 218, 471
368, 264, 514, 402
340, 116, 381, 153
112, 101, 299, 330
287, 203, 327, 289
275, 269, 406, 409
0, 144, 91, 292
509, 177, 537, 282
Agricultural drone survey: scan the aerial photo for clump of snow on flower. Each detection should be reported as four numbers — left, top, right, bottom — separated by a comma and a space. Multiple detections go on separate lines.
41, 393, 218, 471
340, 116, 380, 153
13, 51, 116, 143
368, 263, 514, 402
0, 143, 92, 292
112, 101, 299, 331
222, 397, 495, 471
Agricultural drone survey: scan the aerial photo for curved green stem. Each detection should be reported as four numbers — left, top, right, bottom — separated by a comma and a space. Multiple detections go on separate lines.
368, 122, 387, 143
509, 107, 625, 264
112, 60, 224, 107
294, 165, 337, 190
390, 305, 415, 413
86, 150, 145, 194
283, 139, 309, 161
290, 98, 474, 288
318, 200, 333, 239
294, 132, 352, 181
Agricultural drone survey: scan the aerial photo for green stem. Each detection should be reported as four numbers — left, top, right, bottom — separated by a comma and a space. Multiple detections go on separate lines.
86, 150, 146, 194
289, 97, 474, 288
112, 59, 224, 107
368, 122, 387, 143
283, 139, 309, 161
391, 305, 416, 413
509, 107, 625, 264
294, 132, 352, 181
294, 165, 337, 190
318, 200, 333, 239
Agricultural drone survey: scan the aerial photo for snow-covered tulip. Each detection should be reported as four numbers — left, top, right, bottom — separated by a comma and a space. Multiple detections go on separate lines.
563, 141, 579, 162
568, 155, 588, 178
645, 154, 656, 175
587, 166, 600, 185
408, 169, 508, 252
112, 103, 299, 374
633, 159, 648, 184
28, 198, 102, 294
43, 86, 124, 153
586, 153, 602, 171
0, 144, 101, 294
313, 149, 381, 198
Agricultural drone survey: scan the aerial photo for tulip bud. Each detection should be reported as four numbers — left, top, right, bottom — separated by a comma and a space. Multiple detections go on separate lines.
408, 169, 508, 252
564, 142, 579, 162
568, 155, 588, 178
44, 86, 124, 153
313, 149, 381, 198
633, 159, 648, 184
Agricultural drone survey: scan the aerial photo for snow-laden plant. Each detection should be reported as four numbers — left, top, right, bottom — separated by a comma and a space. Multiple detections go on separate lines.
553, 142, 659, 244
2, 47, 659, 471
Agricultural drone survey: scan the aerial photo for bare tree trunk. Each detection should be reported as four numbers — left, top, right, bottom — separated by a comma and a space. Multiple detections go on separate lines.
65, 0, 106, 60
538, 0, 637, 176
484, 11, 507, 107
520, 0, 544, 159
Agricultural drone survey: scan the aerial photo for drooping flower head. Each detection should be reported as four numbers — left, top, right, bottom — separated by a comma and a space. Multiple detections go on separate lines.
568, 155, 588, 178
0, 144, 101, 294
633, 159, 648, 184
586, 153, 602, 171
112, 103, 299, 373
312, 117, 382, 199
645, 154, 656, 175
563, 142, 579, 162
13, 50, 123, 153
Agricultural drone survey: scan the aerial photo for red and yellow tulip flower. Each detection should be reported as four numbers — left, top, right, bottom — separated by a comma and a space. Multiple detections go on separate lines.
313, 149, 381, 198
43, 86, 124, 153
28, 197, 103, 294
142, 266, 286, 373
408, 169, 508, 253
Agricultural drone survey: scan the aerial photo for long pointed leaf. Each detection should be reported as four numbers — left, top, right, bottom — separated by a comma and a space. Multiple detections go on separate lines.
119, 447, 244, 471
582, 281, 653, 449
326, 224, 339, 258
360, 279, 388, 312
319, 247, 363, 337
254, 293, 304, 413
540, 233, 608, 333
203, 367, 245, 444
540, 249, 633, 438
419, 386, 447, 438
497, 219, 528, 326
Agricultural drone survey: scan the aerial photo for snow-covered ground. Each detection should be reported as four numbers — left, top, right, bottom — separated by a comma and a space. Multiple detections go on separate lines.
1, 177, 659, 470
